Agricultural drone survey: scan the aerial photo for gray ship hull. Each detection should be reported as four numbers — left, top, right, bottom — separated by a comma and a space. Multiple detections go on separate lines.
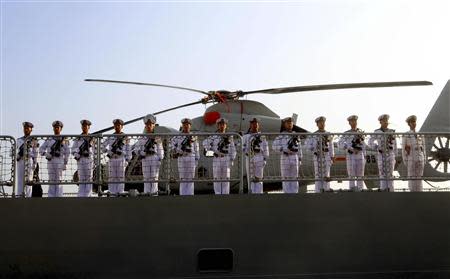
1, 193, 450, 278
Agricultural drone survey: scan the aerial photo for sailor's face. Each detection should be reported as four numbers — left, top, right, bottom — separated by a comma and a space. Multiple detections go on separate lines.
23, 126, 32, 136
81, 124, 90, 134
317, 120, 325, 130
284, 120, 293, 131
53, 126, 62, 135
250, 121, 259, 132
380, 119, 389, 129
182, 122, 191, 133
114, 123, 123, 133
408, 120, 417, 130
349, 119, 357, 129
145, 122, 155, 133
217, 122, 227, 133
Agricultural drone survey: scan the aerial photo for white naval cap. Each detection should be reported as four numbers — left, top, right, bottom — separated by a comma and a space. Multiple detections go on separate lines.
347, 115, 358, 121
113, 119, 124, 125
181, 118, 192, 125
143, 114, 157, 124
282, 116, 293, 122
22, 121, 34, 128
216, 118, 228, 124
80, 119, 92, 126
378, 114, 390, 121
52, 120, 63, 128
315, 116, 326, 123
406, 115, 417, 123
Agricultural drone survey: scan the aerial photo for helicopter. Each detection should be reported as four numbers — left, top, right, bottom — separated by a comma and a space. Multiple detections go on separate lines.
84, 78, 450, 193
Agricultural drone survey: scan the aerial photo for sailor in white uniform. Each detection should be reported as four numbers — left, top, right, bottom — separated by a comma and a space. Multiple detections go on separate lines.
368, 114, 397, 191
203, 118, 236, 195
272, 117, 302, 193
101, 119, 131, 195
338, 115, 366, 191
170, 118, 200, 195
71, 120, 94, 197
16, 122, 38, 197
133, 114, 164, 195
242, 117, 269, 194
39, 121, 70, 197
401, 115, 426, 192
307, 116, 335, 193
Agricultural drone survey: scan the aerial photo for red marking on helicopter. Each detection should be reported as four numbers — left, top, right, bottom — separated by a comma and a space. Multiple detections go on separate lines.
203, 111, 221, 125
334, 156, 346, 162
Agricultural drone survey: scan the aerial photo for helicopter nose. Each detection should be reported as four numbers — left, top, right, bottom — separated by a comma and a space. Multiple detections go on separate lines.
204, 111, 221, 125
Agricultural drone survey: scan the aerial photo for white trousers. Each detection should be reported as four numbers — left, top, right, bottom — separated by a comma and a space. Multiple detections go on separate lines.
77, 157, 93, 197
313, 157, 332, 193
246, 153, 265, 194
346, 154, 365, 191
108, 157, 125, 194
376, 153, 395, 191
406, 159, 424, 192
16, 160, 33, 197
142, 155, 161, 194
47, 157, 64, 197
213, 156, 231, 195
178, 156, 196, 195
280, 154, 299, 194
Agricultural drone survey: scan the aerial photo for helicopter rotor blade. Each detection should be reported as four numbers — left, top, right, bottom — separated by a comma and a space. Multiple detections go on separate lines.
242, 81, 433, 95
92, 99, 207, 134
85, 79, 209, 95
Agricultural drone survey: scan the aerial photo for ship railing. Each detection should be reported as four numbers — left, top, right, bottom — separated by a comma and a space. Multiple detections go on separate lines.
19, 133, 244, 197
2, 131, 448, 197
0, 136, 16, 197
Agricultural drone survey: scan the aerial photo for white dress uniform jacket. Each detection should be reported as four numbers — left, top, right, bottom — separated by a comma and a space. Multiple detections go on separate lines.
368, 128, 397, 191
39, 137, 70, 197
243, 133, 269, 194
272, 132, 302, 193
402, 130, 426, 192
170, 134, 200, 195
306, 131, 335, 193
133, 133, 164, 194
101, 133, 131, 195
16, 137, 38, 197
71, 135, 96, 197
338, 129, 366, 191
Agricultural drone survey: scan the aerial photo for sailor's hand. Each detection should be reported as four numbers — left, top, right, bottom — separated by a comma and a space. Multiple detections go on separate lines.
404, 145, 411, 155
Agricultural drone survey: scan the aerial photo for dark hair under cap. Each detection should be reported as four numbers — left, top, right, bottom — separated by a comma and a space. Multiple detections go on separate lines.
22, 122, 34, 128
80, 119, 92, 126
52, 120, 63, 128
113, 119, 124, 125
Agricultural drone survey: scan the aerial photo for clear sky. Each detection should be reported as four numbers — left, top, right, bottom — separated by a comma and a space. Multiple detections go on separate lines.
1, 0, 450, 138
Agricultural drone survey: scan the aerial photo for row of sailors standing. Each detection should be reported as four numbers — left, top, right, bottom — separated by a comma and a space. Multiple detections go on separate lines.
15, 113, 426, 197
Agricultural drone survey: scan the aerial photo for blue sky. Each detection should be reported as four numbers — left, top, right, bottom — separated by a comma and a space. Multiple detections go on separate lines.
1, 0, 449, 137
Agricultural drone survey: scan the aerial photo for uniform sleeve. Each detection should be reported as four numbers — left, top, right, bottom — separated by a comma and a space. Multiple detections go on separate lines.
194, 138, 200, 160
157, 138, 164, 160
63, 141, 70, 164
272, 136, 282, 153
30, 139, 38, 162
133, 137, 145, 154
39, 139, 48, 156
229, 137, 237, 161
330, 136, 335, 157
202, 137, 212, 151
71, 138, 80, 155
306, 136, 315, 152
401, 134, 408, 162
124, 137, 132, 161
262, 137, 269, 159
368, 133, 377, 150
338, 134, 349, 150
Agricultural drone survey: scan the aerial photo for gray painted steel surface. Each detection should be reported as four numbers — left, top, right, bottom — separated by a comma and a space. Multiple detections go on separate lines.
1, 193, 450, 278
